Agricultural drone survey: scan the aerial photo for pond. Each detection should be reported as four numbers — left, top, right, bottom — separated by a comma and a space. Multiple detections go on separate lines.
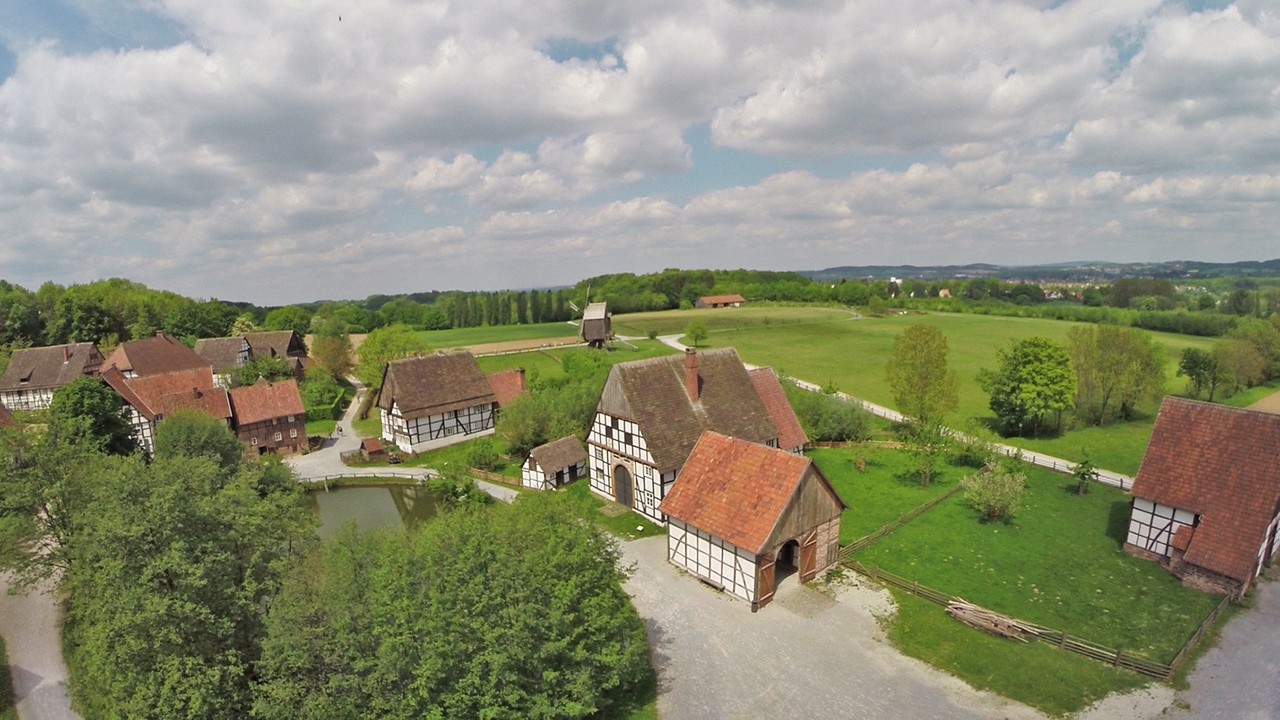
308, 484, 440, 540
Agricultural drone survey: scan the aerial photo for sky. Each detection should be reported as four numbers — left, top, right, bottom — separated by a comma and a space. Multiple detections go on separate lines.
0, 0, 1277, 305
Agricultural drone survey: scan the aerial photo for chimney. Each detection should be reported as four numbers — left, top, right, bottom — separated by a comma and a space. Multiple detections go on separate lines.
62, 346, 70, 363
517, 367, 527, 392
683, 348, 699, 403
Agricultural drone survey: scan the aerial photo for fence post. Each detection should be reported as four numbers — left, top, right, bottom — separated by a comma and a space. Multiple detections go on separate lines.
1058, 631, 1067, 649
1113, 650, 1121, 667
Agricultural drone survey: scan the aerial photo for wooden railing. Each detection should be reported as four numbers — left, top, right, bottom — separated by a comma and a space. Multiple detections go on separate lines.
839, 485, 963, 558
469, 468, 521, 487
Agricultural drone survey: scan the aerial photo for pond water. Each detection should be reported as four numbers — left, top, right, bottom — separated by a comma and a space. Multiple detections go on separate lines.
308, 484, 440, 540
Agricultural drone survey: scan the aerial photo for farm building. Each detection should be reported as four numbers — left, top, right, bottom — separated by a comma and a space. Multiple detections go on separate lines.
228, 378, 306, 455
695, 294, 746, 308
360, 437, 386, 461
100, 332, 208, 379
579, 302, 612, 348
586, 347, 785, 524
522, 436, 588, 490
100, 365, 229, 456
0, 342, 104, 411
659, 432, 844, 610
195, 330, 310, 387
485, 368, 528, 408
0, 400, 14, 428
379, 351, 499, 453
747, 367, 808, 454
1125, 397, 1280, 596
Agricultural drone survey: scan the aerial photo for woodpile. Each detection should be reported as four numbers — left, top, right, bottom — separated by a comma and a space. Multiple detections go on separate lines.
945, 599, 1035, 642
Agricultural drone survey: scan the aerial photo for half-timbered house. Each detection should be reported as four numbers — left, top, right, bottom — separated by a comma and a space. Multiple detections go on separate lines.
0, 342, 103, 411
659, 431, 845, 610
1125, 397, 1280, 596
100, 332, 208, 379
586, 347, 778, 524
579, 302, 611, 348
100, 365, 228, 456
228, 379, 306, 455
193, 336, 250, 388
748, 367, 808, 454
522, 436, 588, 490
379, 351, 498, 453
195, 330, 310, 386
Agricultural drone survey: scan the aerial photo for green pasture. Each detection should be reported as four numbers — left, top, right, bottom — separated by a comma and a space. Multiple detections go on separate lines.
855, 461, 1220, 663
475, 339, 677, 379
414, 321, 579, 348
809, 447, 962, 543
610, 305, 853, 337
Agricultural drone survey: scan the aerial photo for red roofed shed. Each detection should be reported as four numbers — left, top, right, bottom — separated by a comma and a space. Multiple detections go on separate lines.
659, 431, 844, 610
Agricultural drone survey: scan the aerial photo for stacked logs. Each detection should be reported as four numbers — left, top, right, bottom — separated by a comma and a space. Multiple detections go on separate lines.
945, 599, 1035, 641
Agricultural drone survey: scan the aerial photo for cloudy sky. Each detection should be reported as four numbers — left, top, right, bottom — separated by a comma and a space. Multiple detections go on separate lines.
0, 0, 1277, 305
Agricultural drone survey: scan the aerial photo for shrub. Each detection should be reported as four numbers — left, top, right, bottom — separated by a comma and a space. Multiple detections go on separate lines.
467, 439, 500, 471
960, 460, 1026, 522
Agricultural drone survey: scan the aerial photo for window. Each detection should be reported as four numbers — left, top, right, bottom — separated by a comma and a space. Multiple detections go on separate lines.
624, 432, 632, 445
251, 437, 258, 445
604, 426, 612, 439
274, 432, 283, 442
289, 428, 298, 439
287, 414, 295, 422
272, 418, 279, 425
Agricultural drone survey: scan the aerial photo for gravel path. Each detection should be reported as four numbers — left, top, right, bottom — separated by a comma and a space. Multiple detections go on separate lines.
0, 575, 77, 720
620, 535, 1044, 720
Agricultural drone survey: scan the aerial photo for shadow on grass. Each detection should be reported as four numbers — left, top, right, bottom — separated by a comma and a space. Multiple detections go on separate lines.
1106, 499, 1132, 547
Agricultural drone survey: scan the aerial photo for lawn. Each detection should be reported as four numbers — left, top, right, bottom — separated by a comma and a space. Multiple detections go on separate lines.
610, 305, 853, 337
855, 462, 1221, 662
808, 446, 963, 543
414, 321, 579, 348
564, 481, 665, 540
708, 311, 1219, 473
305, 418, 338, 436
474, 339, 677, 379
884, 591, 1153, 716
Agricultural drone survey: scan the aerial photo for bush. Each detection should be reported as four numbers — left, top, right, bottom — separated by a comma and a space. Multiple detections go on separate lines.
467, 439, 500, 471
960, 461, 1026, 522
781, 379, 871, 442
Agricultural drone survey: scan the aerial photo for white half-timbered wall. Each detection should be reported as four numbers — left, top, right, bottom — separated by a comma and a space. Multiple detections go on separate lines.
123, 403, 156, 456
0, 388, 55, 411
1256, 512, 1280, 577
381, 401, 494, 453
586, 412, 668, 523
667, 519, 759, 604
520, 457, 587, 490
1127, 498, 1196, 558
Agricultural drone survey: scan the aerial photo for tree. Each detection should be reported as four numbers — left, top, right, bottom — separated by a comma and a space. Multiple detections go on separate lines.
309, 335, 353, 378
978, 337, 1075, 437
886, 325, 958, 429
1177, 347, 1222, 400
1212, 338, 1266, 397
153, 409, 244, 478
867, 296, 886, 316
685, 321, 708, 348
45, 294, 120, 344
230, 355, 293, 388
1227, 318, 1280, 380
1066, 325, 1164, 425
48, 377, 137, 455
253, 493, 651, 719
354, 323, 431, 388
960, 460, 1026, 521
1071, 452, 1097, 496
263, 306, 312, 339
230, 313, 261, 335
780, 380, 871, 442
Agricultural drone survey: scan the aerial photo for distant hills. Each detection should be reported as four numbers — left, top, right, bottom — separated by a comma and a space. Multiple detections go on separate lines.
800, 259, 1280, 283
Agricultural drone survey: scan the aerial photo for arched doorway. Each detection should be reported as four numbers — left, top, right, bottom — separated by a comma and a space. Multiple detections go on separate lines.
613, 465, 634, 508
774, 539, 800, 588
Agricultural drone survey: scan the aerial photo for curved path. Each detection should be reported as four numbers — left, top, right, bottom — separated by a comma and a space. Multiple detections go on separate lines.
0, 575, 77, 720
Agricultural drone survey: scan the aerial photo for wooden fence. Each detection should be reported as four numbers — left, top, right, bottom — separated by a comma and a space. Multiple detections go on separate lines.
1167, 593, 1234, 677
839, 485, 963, 558
469, 467, 521, 487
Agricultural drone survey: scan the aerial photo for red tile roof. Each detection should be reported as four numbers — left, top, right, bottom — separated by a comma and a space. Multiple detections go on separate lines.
1132, 397, 1280, 582
101, 333, 208, 378
361, 438, 384, 453
658, 431, 842, 555
748, 367, 807, 451
486, 369, 527, 408
159, 386, 232, 421
127, 367, 218, 416
699, 294, 746, 305
229, 379, 305, 426
100, 367, 156, 421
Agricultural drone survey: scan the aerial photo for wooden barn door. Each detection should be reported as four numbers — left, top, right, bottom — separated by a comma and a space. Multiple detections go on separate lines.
613, 465, 633, 508
799, 531, 818, 583
757, 556, 776, 609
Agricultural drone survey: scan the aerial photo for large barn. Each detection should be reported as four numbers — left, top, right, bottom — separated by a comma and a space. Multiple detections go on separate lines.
100, 332, 209, 379
379, 351, 499, 453
100, 365, 229, 456
1125, 397, 1280, 596
659, 432, 844, 610
0, 342, 103, 411
586, 347, 786, 524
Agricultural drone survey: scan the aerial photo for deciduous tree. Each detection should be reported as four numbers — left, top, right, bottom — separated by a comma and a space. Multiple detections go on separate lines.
978, 337, 1075, 437
354, 323, 431, 389
48, 377, 136, 455
886, 325, 958, 429
684, 320, 708, 348
1066, 325, 1164, 425
263, 306, 312, 339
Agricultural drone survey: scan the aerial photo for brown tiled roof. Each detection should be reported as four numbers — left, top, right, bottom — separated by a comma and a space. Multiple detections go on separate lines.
529, 436, 587, 473
0, 343, 102, 392
159, 386, 232, 421
378, 351, 496, 420
361, 438, 384, 453
748, 368, 807, 451
1132, 397, 1280, 582
100, 333, 208, 378
244, 331, 306, 359
229, 379, 305, 426
659, 432, 842, 554
127, 367, 217, 416
193, 337, 249, 373
486, 369, 527, 408
597, 348, 777, 473
100, 367, 157, 421
699, 294, 746, 305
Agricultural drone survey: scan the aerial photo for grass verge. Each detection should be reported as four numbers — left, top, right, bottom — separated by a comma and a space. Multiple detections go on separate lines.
611, 305, 853, 337
809, 446, 963, 543
565, 481, 664, 540
414, 322, 579, 348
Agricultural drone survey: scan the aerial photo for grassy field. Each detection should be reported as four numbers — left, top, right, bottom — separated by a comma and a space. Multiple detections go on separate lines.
564, 480, 665, 540
809, 446, 963, 543
414, 321, 579, 348
855, 461, 1220, 662
611, 305, 853, 337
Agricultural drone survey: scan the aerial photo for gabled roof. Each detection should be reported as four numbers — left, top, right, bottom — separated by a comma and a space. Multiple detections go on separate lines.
580, 303, 611, 342
100, 333, 208, 378
597, 348, 777, 473
1132, 397, 1280, 582
193, 337, 249, 373
529, 436, 587, 473
159, 386, 232, 421
361, 438, 384, 453
229, 379, 305, 426
659, 432, 843, 555
0, 343, 102, 392
100, 367, 157, 421
244, 331, 306, 359
748, 367, 808, 451
378, 351, 496, 420
700, 294, 746, 305
486, 369, 527, 408
127, 367, 218, 417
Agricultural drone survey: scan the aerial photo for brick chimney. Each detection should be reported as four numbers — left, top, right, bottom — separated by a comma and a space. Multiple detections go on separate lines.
684, 348, 699, 403
62, 346, 69, 362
